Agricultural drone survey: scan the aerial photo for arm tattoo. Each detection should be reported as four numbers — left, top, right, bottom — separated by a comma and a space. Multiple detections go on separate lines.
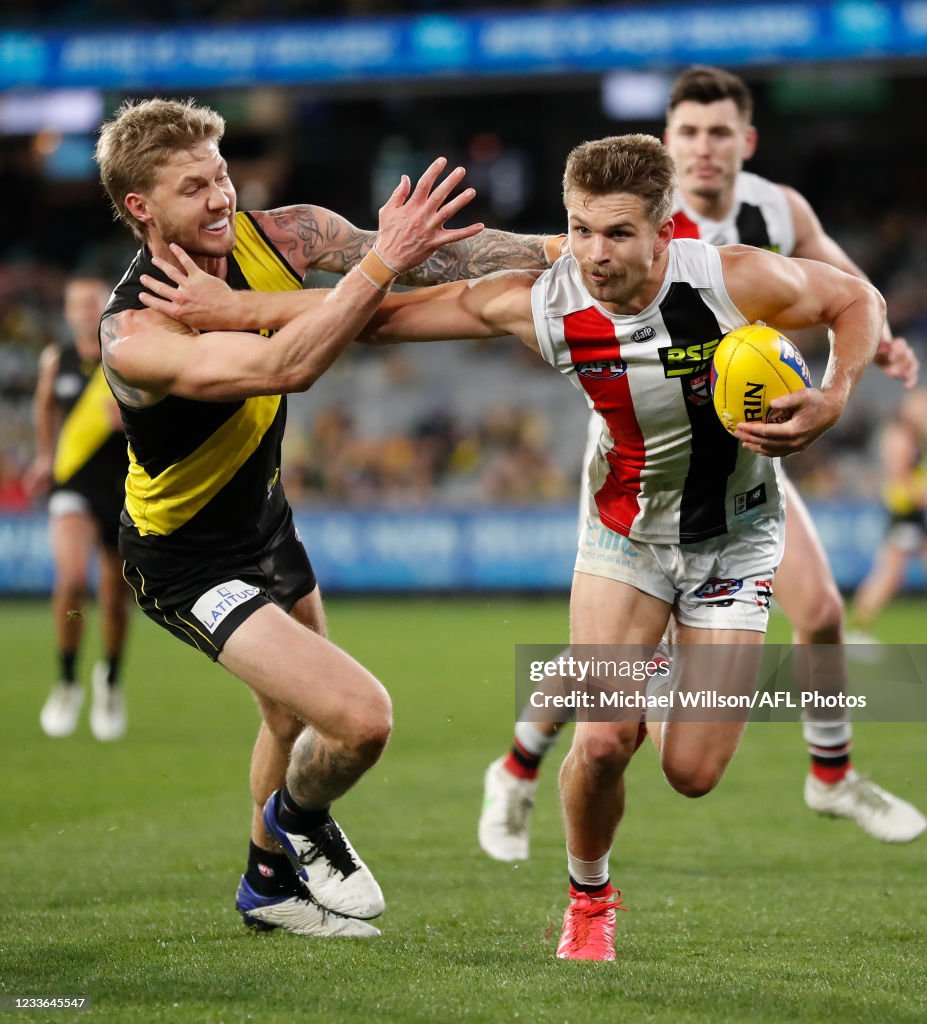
99, 313, 157, 409
396, 230, 550, 286
260, 205, 376, 277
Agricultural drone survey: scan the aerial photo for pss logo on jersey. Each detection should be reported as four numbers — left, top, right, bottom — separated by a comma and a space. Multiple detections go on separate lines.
710, 324, 813, 434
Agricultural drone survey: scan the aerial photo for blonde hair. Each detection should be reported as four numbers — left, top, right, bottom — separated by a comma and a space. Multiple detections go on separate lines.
563, 134, 677, 227
95, 98, 226, 241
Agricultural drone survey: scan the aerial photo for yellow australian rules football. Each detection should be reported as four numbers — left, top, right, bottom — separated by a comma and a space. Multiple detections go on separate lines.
710, 324, 813, 434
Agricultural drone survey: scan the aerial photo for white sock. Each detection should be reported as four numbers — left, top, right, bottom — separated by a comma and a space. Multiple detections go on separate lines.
514, 719, 561, 759
802, 719, 852, 751
567, 848, 610, 890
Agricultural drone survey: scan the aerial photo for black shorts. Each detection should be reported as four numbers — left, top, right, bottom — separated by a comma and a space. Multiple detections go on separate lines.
122, 516, 317, 661
886, 509, 927, 554
49, 486, 122, 548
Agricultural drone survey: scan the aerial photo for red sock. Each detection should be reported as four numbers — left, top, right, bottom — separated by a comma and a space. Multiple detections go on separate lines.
503, 739, 540, 780
809, 745, 851, 784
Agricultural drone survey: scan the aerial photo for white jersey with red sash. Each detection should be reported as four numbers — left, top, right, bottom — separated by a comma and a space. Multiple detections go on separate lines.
533, 238, 784, 545
671, 171, 795, 254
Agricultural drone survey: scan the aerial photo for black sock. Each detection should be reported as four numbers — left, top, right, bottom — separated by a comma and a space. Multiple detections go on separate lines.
245, 841, 297, 895
569, 875, 612, 895
105, 655, 122, 688
276, 786, 332, 835
60, 652, 77, 684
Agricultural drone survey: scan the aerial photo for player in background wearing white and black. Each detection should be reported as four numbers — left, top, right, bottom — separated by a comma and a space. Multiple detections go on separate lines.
479, 66, 925, 858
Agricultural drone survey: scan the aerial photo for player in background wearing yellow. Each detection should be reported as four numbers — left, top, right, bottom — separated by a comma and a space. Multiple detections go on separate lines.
851, 388, 927, 635
25, 276, 131, 742
479, 66, 925, 856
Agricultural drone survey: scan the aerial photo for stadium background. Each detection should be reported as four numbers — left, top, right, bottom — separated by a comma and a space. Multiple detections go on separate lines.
2, 6, 926, 1023
2, 0, 927, 592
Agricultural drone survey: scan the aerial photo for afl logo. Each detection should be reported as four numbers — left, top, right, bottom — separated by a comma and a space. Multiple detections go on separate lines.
694, 577, 743, 600
576, 359, 627, 379
630, 326, 656, 343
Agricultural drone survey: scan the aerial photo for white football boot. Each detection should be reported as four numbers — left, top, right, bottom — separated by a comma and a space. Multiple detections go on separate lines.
90, 662, 127, 742
804, 770, 926, 843
263, 792, 384, 920
478, 757, 537, 862
235, 876, 380, 937
40, 682, 83, 738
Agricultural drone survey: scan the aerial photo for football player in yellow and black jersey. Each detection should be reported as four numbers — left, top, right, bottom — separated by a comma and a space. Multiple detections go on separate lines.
853, 388, 927, 633
25, 276, 131, 743
92, 96, 555, 940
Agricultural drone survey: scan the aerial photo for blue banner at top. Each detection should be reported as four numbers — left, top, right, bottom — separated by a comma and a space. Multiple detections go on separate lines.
2, 2, 927, 91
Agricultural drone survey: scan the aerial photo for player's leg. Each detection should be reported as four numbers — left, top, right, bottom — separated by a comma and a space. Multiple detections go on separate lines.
478, 414, 600, 861
220, 600, 390, 920
779, 484, 924, 841
556, 568, 671, 962
851, 538, 909, 632
40, 499, 95, 737
89, 543, 131, 741
247, 587, 327, 852
656, 625, 764, 795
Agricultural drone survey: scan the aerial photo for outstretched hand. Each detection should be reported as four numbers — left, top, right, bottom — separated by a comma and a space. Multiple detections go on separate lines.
139, 245, 236, 330
734, 388, 843, 457
874, 335, 919, 389
375, 157, 481, 274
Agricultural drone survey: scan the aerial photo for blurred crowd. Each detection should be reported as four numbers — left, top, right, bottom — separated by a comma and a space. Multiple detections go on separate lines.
0, 204, 922, 513
2, 64, 926, 512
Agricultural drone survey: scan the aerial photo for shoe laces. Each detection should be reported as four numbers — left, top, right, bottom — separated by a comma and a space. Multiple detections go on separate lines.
562, 891, 627, 952
503, 789, 535, 836
298, 821, 359, 878
570, 890, 627, 918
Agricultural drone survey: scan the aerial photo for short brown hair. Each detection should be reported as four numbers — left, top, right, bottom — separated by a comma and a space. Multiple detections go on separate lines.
562, 134, 677, 226
668, 65, 753, 121
95, 98, 226, 242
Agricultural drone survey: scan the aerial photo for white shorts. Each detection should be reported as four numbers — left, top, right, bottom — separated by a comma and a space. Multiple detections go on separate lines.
575, 509, 785, 632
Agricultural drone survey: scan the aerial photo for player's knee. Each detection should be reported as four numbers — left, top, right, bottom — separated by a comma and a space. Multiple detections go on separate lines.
663, 758, 723, 798
57, 575, 87, 603
576, 727, 636, 778
794, 584, 844, 641
340, 699, 392, 766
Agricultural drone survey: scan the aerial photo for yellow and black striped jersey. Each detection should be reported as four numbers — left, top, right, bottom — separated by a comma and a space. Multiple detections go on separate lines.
101, 211, 303, 560
52, 344, 127, 496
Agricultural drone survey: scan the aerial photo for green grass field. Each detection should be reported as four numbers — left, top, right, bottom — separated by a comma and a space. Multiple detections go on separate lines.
2, 596, 925, 1024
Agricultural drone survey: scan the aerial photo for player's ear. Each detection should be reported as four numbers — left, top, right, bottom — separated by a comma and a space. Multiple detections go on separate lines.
654, 217, 674, 255
744, 125, 758, 161
124, 192, 153, 227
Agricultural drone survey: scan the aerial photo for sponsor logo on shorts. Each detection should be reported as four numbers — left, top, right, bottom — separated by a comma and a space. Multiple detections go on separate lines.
630, 326, 656, 343
754, 578, 774, 609
734, 483, 767, 515
576, 359, 627, 379
694, 577, 743, 600
191, 579, 262, 634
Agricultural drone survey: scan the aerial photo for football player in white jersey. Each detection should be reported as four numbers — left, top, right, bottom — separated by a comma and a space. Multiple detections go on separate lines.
138, 132, 885, 961
354, 132, 885, 959
479, 65, 924, 859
